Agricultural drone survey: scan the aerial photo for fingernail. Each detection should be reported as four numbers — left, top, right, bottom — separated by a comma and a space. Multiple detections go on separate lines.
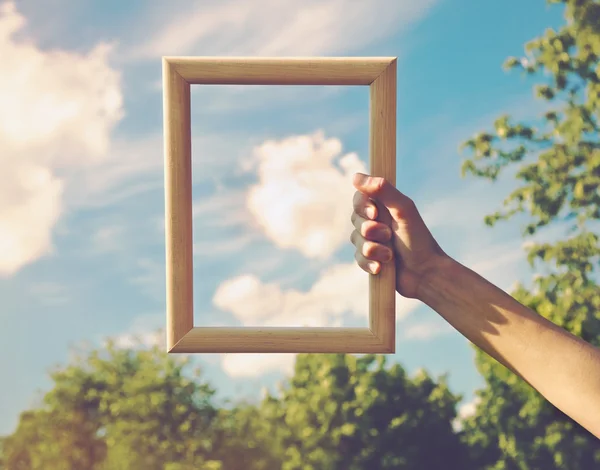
368, 261, 379, 274
354, 173, 369, 186
366, 206, 376, 219
383, 249, 393, 262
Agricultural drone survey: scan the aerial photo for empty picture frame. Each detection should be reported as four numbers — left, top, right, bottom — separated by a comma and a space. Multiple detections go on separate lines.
163, 56, 397, 354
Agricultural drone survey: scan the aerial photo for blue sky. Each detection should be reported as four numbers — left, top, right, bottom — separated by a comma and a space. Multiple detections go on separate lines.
0, 0, 565, 434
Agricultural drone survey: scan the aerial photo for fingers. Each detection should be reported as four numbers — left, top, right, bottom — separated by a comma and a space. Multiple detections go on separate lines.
350, 229, 393, 274
352, 190, 378, 220
352, 173, 416, 220
354, 251, 382, 275
351, 211, 392, 244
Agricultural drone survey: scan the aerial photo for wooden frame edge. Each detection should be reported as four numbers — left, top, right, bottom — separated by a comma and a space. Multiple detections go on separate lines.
163, 56, 398, 354
169, 327, 393, 353
163, 56, 396, 85
163, 58, 194, 351
368, 58, 397, 353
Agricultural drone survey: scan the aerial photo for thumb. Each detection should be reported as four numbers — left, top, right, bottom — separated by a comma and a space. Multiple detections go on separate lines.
353, 173, 415, 220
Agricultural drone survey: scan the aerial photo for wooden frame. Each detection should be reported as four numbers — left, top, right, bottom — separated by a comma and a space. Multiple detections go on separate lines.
163, 57, 397, 353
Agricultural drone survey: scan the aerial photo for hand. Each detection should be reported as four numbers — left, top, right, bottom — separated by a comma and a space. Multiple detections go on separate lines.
350, 173, 449, 299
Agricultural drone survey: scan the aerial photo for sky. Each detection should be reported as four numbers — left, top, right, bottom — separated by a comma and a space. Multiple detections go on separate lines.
0, 0, 566, 435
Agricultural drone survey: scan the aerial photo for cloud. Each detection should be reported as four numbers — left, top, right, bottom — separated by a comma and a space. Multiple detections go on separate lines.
212, 262, 421, 378
192, 189, 255, 230
221, 353, 296, 378
213, 262, 369, 327
132, 0, 437, 115
0, 1, 123, 276
64, 130, 253, 212
105, 313, 166, 350
244, 130, 366, 259
130, 0, 438, 60
112, 330, 164, 350
453, 395, 482, 431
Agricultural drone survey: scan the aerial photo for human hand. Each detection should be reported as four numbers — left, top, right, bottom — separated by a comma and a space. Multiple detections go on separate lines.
350, 173, 449, 299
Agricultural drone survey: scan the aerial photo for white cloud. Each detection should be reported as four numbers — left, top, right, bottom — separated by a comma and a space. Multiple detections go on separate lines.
133, 0, 437, 116
212, 263, 421, 378
221, 353, 296, 378
208, 129, 419, 378
245, 130, 366, 259
453, 395, 482, 431
213, 262, 370, 327
130, 0, 438, 60
0, 2, 123, 276
112, 330, 164, 350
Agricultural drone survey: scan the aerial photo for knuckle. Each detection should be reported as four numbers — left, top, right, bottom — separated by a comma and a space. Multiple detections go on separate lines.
363, 221, 391, 242
362, 241, 378, 258
361, 220, 379, 238
372, 177, 386, 194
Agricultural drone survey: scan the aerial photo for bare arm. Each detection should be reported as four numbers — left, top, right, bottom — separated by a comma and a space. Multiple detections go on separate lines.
350, 173, 600, 438
418, 256, 600, 438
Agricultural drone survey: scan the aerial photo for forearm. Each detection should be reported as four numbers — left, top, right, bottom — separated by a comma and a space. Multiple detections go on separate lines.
417, 256, 600, 438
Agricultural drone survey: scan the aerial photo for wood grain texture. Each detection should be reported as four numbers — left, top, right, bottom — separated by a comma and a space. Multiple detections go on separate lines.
162, 56, 398, 353
368, 58, 397, 353
166, 57, 395, 85
169, 327, 385, 353
163, 58, 194, 350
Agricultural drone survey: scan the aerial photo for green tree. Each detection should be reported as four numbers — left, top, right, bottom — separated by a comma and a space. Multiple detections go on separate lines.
459, 0, 600, 468
2, 408, 106, 470
3, 340, 223, 469
210, 401, 283, 470
259, 353, 472, 470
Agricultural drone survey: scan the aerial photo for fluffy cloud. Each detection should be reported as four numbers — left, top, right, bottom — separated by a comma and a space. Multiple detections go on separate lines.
0, 2, 123, 275
213, 263, 369, 327
221, 353, 296, 378
209, 130, 418, 378
212, 262, 421, 378
244, 131, 366, 259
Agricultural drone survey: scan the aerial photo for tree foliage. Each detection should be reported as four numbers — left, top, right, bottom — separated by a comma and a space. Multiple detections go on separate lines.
2, 342, 222, 470
260, 353, 472, 470
1, 347, 469, 469
459, 0, 600, 468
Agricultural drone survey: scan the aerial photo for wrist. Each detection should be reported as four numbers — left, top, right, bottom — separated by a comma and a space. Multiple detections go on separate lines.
415, 253, 457, 304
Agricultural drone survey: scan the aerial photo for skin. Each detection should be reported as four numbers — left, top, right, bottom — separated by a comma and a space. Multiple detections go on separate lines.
350, 172, 600, 439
